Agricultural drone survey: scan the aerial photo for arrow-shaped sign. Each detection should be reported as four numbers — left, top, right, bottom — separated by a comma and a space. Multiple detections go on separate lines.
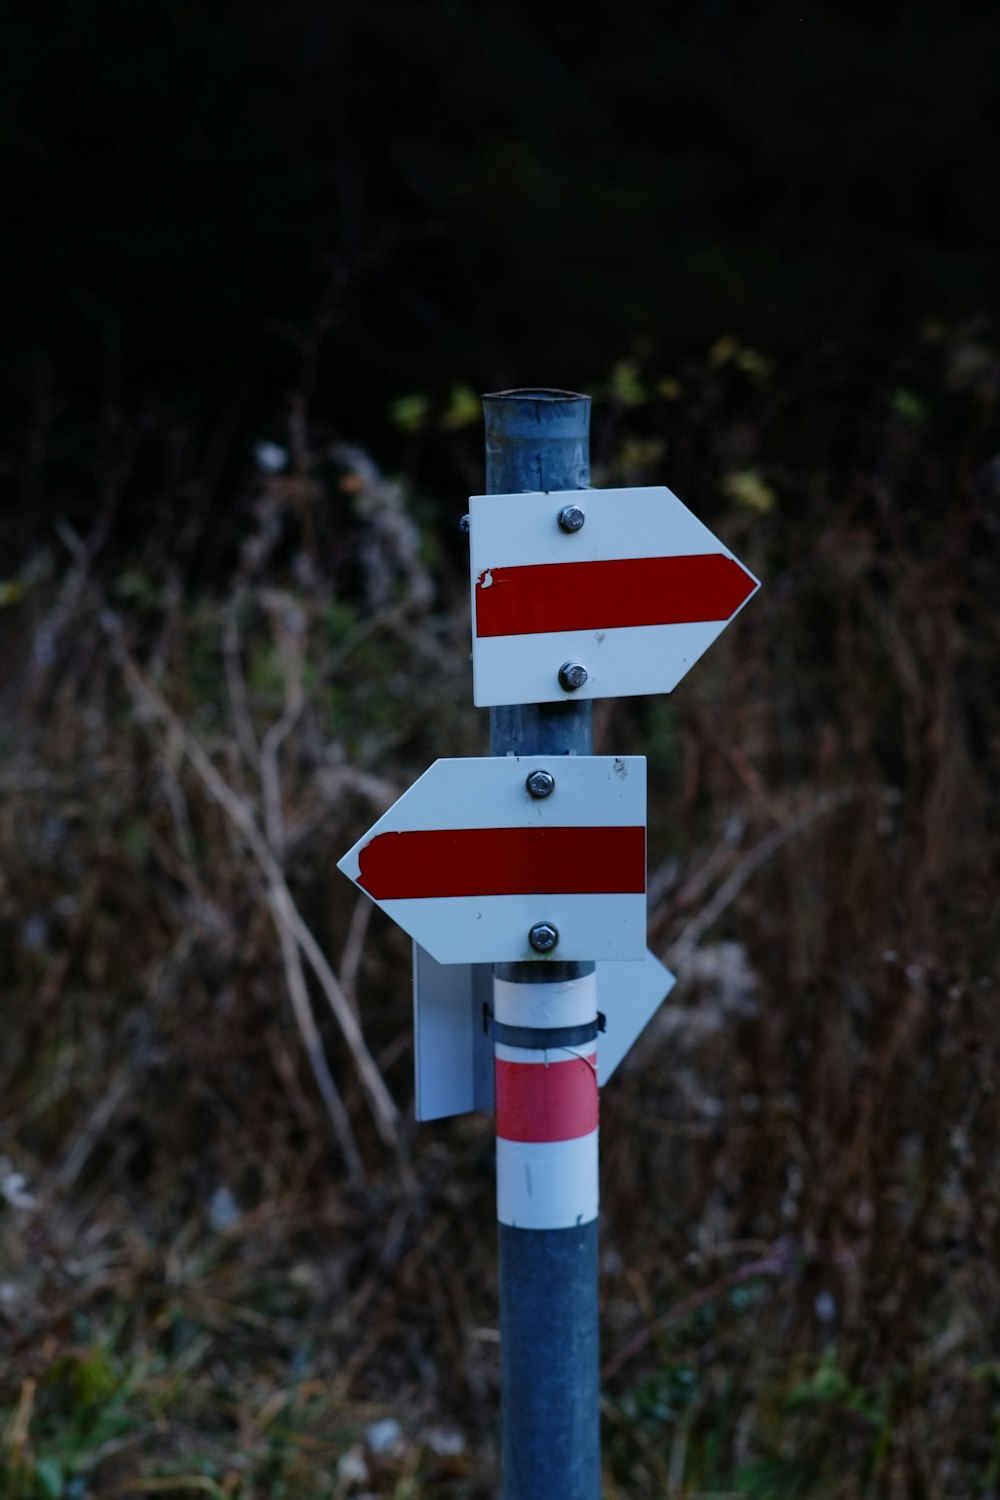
469, 486, 760, 707
338, 756, 647, 965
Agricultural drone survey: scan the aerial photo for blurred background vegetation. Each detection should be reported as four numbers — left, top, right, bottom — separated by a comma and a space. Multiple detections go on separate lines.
2, 2, 999, 1496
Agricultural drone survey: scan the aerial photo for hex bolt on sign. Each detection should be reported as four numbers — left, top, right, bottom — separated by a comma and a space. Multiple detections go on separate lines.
525, 769, 555, 799
558, 503, 586, 533
528, 921, 559, 953
558, 661, 589, 692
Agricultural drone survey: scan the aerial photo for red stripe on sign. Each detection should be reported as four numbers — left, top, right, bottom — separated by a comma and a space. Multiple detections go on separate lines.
475, 553, 756, 638
357, 826, 645, 900
496, 1055, 599, 1142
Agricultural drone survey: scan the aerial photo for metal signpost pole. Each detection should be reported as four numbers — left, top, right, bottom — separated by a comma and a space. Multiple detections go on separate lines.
483, 390, 601, 1500
339, 388, 757, 1498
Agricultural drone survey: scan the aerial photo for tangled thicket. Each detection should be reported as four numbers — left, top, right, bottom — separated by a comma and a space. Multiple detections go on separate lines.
1, 331, 999, 1498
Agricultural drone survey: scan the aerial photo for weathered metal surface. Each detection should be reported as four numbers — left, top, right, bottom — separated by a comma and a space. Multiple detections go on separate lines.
484, 391, 601, 1500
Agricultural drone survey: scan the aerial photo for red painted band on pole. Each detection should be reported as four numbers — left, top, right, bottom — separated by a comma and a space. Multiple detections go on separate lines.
357, 826, 646, 900
475, 553, 756, 638
496, 1055, 599, 1143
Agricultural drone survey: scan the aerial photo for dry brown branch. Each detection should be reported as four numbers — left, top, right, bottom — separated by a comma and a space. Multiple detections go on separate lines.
315, 761, 399, 812
99, 608, 400, 1152
46, 1066, 132, 1196
664, 790, 859, 973
158, 722, 203, 895
222, 598, 261, 770
255, 590, 363, 1177
339, 896, 373, 1013
30, 520, 96, 695
258, 590, 307, 859
274, 907, 364, 1181
674, 812, 746, 908
601, 1235, 799, 1380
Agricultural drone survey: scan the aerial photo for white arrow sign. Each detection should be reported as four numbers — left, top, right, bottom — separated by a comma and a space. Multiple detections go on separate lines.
469, 485, 760, 707
412, 945, 676, 1121
337, 756, 647, 965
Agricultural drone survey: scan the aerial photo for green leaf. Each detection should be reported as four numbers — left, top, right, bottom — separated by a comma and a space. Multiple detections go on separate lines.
0, 579, 25, 607
722, 469, 776, 513
889, 387, 927, 423
34, 1457, 65, 1499
440, 384, 481, 431
609, 358, 647, 407
388, 393, 431, 433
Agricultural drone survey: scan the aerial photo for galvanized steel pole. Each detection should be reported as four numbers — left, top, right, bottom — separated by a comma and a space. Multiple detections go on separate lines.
483, 390, 601, 1500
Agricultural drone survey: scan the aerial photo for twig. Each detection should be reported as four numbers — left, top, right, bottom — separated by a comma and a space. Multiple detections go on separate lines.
315, 762, 399, 813
665, 790, 858, 972
266, 876, 399, 1147
159, 723, 203, 896
602, 1235, 799, 1380
674, 812, 746, 908
222, 597, 260, 770
258, 590, 306, 859
255, 591, 364, 1177
47, 1066, 132, 1195
339, 896, 373, 1013
30, 519, 99, 693
99, 609, 400, 1150
273, 906, 364, 1181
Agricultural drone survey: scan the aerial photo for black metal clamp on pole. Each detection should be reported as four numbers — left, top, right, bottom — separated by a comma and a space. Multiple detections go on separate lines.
483, 389, 601, 1500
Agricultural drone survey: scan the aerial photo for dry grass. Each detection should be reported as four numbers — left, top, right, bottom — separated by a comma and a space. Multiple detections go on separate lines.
1, 331, 998, 1497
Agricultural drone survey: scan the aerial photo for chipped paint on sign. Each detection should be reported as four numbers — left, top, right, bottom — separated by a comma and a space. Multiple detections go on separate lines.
468, 486, 759, 706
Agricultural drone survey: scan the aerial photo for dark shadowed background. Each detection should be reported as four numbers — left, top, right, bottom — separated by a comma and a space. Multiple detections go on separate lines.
4, 0, 1000, 542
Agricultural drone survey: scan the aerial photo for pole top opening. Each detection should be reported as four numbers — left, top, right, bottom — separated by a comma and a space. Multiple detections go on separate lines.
483, 388, 589, 404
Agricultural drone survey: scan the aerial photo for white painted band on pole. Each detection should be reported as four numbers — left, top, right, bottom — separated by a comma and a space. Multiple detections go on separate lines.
494, 971, 599, 1030
497, 1133, 599, 1229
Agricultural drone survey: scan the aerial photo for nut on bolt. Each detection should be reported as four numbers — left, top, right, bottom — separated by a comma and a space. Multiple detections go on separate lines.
558, 503, 586, 533
525, 768, 555, 799
528, 921, 559, 953
558, 661, 589, 692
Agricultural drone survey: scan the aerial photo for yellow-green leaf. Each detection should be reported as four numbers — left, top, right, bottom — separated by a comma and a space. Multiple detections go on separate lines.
722, 469, 776, 514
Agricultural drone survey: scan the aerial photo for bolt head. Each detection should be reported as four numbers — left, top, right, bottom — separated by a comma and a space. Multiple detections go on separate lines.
528, 921, 559, 953
558, 503, 586, 533
459, 513, 470, 534
525, 769, 556, 799
558, 661, 589, 692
